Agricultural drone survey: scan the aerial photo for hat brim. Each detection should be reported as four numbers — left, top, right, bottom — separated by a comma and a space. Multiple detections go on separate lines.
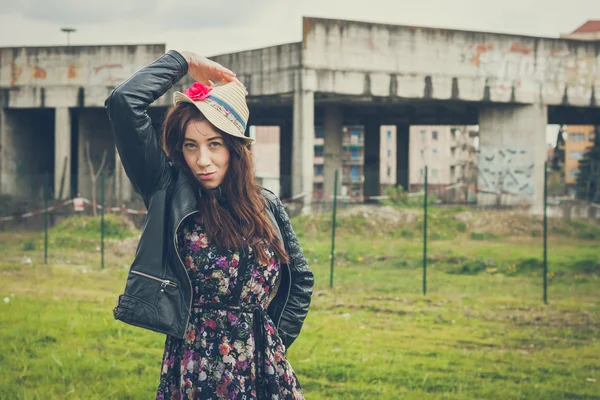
173, 91, 255, 144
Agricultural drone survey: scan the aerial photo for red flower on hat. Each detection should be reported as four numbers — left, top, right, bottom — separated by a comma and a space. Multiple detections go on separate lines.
185, 82, 212, 101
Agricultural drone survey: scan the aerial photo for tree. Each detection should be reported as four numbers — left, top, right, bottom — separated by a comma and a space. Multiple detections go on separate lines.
575, 126, 600, 203
85, 141, 108, 217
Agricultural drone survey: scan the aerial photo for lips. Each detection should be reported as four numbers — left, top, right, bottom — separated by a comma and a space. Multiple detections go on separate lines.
198, 172, 216, 180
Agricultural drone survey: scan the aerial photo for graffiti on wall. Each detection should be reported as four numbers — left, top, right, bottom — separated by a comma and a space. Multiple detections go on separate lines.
478, 145, 534, 197
461, 41, 597, 98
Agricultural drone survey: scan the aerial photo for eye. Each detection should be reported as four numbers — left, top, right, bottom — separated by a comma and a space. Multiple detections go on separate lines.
210, 142, 222, 148
184, 142, 197, 149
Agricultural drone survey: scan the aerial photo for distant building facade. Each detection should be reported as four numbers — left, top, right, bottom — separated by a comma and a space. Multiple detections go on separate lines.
563, 125, 596, 186
251, 126, 280, 195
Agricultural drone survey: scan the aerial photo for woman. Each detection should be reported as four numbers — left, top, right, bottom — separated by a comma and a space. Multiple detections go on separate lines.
105, 50, 314, 400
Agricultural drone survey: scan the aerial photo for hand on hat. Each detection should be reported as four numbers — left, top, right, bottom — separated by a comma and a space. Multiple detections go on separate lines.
179, 51, 247, 95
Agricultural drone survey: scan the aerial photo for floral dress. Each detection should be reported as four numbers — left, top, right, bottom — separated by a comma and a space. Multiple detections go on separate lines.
156, 213, 304, 400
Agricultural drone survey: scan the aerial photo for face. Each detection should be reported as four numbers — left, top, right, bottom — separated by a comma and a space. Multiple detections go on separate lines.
182, 119, 230, 189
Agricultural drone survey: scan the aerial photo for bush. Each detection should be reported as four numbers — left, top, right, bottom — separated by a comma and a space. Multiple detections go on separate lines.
380, 185, 438, 209
470, 232, 500, 241
447, 260, 488, 275
21, 239, 36, 251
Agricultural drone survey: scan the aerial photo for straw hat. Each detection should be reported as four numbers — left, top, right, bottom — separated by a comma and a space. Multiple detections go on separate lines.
173, 82, 254, 144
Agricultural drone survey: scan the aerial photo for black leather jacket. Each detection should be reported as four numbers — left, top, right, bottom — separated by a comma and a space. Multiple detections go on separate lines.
105, 50, 314, 349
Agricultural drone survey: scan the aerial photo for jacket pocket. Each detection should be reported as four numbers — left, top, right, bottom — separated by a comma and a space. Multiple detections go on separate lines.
113, 293, 159, 329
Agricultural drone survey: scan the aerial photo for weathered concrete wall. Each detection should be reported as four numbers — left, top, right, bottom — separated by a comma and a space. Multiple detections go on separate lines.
209, 43, 302, 96
478, 104, 548, 211
0, 44, 166, 108
302, 17, 600, 107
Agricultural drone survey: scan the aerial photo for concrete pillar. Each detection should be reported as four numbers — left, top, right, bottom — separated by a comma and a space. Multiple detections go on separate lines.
292, 74, 314, 213
363, 119, 381, 198
279, 122, 293, 200
323, 105, 343, 197
115, 149, 132, 204
54, 107, 71, 199
396, 124, 410, 191
0, 109, 6, 195
478, 103, 548, 212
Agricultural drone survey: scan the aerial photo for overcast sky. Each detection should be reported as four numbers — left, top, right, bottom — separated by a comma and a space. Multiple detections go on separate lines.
0, 0, 598, 55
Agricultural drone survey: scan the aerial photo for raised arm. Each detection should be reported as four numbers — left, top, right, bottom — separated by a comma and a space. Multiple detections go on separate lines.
105, 50, 244, 199
105, 50, 188, 198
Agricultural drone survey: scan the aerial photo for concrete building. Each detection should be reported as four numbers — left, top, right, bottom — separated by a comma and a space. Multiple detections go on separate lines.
409, 125, 479, 189
2, 18, 600, 214
564, 125, 596, 185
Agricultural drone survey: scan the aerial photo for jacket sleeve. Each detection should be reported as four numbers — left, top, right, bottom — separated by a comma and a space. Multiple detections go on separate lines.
104, 50, 188, 199
273, 196, 314, 349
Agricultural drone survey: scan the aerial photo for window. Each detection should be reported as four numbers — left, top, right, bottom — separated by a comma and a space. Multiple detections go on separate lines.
315, 165, 323, 176
432, 130, 439, 140
387, 149, 392, 157
419, 130, 426, 141
431, 169, 439, 178
314, 147, 323, 157
420, 149, 425, 159
387, 130, 392, 141
315, 127, 324, 139
351, 167, 360, 182
432, 148, 439, 155
590, 132, 596, 142
451, 148, 456, 158
420, 168, 424, 177
569, 169, 579, 179
350, 130, 360, 145
351, 149, 360, 160
569, 151, 584, 160
387, 167, 391, 177
569, 133, 585, 142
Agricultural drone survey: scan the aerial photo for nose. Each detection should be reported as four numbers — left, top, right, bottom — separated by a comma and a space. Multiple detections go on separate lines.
196, 149, 211, 168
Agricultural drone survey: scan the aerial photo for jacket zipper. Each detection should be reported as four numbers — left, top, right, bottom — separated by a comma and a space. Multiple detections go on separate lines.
131, 270, 177, 288
174, 210, 198, 332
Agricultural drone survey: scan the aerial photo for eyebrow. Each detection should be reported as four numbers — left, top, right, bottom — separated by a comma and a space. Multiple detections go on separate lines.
183, 136, 223, 142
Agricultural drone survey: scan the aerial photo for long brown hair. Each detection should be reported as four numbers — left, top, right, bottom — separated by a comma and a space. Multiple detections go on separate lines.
161, 103, 289, 265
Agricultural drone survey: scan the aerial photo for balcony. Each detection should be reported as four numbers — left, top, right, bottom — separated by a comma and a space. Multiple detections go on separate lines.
343, 156, 364, 165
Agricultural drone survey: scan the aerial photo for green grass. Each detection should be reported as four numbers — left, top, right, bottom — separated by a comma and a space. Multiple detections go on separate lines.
0, 210, 599, 399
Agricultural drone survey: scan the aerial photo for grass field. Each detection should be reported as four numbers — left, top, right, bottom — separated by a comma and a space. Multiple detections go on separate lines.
0, 207, 599, 399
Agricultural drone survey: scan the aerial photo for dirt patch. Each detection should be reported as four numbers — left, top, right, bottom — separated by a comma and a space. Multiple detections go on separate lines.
106, 235, 141, 257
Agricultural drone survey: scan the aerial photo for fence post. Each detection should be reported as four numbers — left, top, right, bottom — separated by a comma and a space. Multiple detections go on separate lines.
44, 172, 49, 265
423, 166, 428, 296
543, 161, 548, 305
101, 172, 105, 270
330, 169, 339, 289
